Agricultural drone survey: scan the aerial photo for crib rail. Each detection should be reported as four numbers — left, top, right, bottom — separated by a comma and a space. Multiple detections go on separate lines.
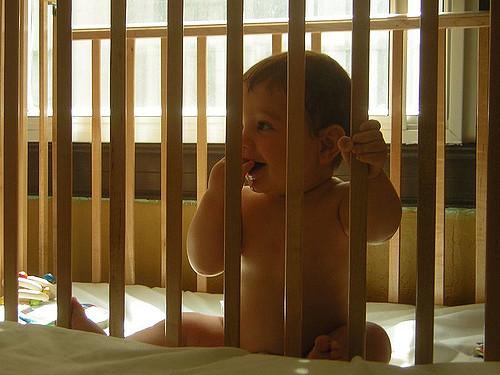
348, 0, 370, 360
485, 1, 500, 362
1, 0, 499, 364
224, 0, 243, 349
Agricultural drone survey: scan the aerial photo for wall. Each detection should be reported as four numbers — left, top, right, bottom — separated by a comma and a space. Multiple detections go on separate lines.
26, 199, 476, 306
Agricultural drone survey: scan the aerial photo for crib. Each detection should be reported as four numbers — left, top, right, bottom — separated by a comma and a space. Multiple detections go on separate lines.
1, 0, 499, 371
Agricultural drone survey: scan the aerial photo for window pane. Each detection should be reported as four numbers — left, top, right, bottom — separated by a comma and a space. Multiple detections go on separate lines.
101, 40, 111, 117
244, 34, 272, 72
185, 0, 226, 24
207, 36, 226, 117
322, 31, 389, 116
28, 0, 39, 116
127, 0, 166, 26
135, 38, 161, 116
72, 41, 92, 116
306, 0, 389, 20
369, 31, 389, 116
322, 32, 352, 73
73, 0, 110, 29
184, 37, 197, 116
406, 29, 420, 116
244, 0, 287, 22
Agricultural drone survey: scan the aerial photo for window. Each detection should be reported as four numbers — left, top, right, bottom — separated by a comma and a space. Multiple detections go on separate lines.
26, 0, 467, 145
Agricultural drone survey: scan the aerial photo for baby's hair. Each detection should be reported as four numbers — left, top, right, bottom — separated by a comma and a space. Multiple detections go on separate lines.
243, 51, 351, 170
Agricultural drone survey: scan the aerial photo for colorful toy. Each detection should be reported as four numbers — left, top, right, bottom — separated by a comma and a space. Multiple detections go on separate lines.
17, 271, 57, 305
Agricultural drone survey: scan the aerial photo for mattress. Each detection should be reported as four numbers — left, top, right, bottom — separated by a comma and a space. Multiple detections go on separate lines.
0, 282, 486, 367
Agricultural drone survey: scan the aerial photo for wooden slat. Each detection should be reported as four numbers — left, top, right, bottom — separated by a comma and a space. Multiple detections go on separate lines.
91, 39, 103, 282
485, 1, 500, 362
51, 1, 58, 274
165, 0, 184, 347
434, 29, 446, 306
55, 0, 73, 329
0, 0, 5, 297
160, 37, 167, 289
284, 0, 305, 358
272, 33, 282, 55
348, 0, 370, 360
3, 0, 20, 322
311, 32, 321, 52
18, 0, 28, 273
475, 27, 489, 304
126, 38, 136, 285
415, 0, 439, 365
39, 0, 49, 275
71, 12, 490, 41
109, 0, 127, 338
224, 0, 243, 349
388, 0, 406, 304
196, 36, 208, 293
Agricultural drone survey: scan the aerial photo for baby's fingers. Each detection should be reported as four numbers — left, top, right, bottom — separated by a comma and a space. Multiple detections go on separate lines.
337, 136, 353, 163
351, 129, 383, 144
242, 160, 255, 175
359, 119, 381, 132
352, 141, 387, 155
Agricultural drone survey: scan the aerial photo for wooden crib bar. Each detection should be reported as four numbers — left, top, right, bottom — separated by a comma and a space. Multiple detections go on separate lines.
19, 0, 28, 275
0, 0, 4, 299
284, 0, 305, 358
55, 0, 73, 329
415, 0, 439, 365
91, 39, 103, 283
38, 0, 49, 276
160, 37, 167, 289
224, 0, 243, 348
388, 0, 405, 304
126, 38, 136, 286
109, 0, 126, 337
348, 0, 370, 360
475, 27, 489, 304
434, 28, 446, 306
485, 1, 500, 362
3, 0, 20, 322
196, 35, 208, 293
165, 0, 184, 347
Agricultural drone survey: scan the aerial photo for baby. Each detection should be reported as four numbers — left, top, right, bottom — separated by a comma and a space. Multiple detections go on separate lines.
71, 51, 401, 362
186, 51, 401, 361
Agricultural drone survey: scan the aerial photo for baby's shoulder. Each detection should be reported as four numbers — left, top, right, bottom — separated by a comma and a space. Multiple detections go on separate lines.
316, 177, 348, 206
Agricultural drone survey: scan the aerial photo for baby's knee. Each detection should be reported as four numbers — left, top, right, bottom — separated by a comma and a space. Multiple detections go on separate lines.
365, 322, 391, 363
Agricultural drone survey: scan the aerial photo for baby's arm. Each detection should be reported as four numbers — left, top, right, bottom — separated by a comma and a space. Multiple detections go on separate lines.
338, 120, 402, 244
187, 158, 254, 276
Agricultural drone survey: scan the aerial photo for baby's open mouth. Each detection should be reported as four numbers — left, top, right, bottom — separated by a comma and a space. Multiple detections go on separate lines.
249, 161, 266, 174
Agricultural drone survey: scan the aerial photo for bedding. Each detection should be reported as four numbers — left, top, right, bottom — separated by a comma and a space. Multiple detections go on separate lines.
0, 282, 488, 368
1, 321, 499, 375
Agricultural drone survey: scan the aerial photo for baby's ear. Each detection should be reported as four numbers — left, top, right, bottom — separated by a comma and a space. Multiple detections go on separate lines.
318, 124, 345, 165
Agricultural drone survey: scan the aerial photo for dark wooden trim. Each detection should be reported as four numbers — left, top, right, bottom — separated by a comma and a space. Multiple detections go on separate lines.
28, 142, 476, 207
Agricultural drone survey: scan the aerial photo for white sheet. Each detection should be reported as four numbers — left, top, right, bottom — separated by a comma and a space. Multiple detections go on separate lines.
0, 282, 487, 367
1, 321, 498, 375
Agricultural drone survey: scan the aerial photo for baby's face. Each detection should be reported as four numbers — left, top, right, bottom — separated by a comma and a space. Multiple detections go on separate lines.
242, 82, 321, 195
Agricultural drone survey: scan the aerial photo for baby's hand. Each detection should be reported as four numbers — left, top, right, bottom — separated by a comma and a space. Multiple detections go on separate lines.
337, 120, 387, 179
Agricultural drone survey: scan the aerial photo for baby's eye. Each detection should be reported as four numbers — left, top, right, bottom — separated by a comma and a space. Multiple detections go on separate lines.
257, 121, 273, 131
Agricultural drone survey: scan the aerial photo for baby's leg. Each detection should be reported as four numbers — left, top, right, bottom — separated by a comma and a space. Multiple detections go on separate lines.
181, 312, 224, 347
70, 297, 106, 335
71, 297, 223, 347
307, 322, 391, 363
131, 312, 224, 347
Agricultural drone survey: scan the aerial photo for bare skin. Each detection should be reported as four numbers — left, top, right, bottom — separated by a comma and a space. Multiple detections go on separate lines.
71, 81, 400, 362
